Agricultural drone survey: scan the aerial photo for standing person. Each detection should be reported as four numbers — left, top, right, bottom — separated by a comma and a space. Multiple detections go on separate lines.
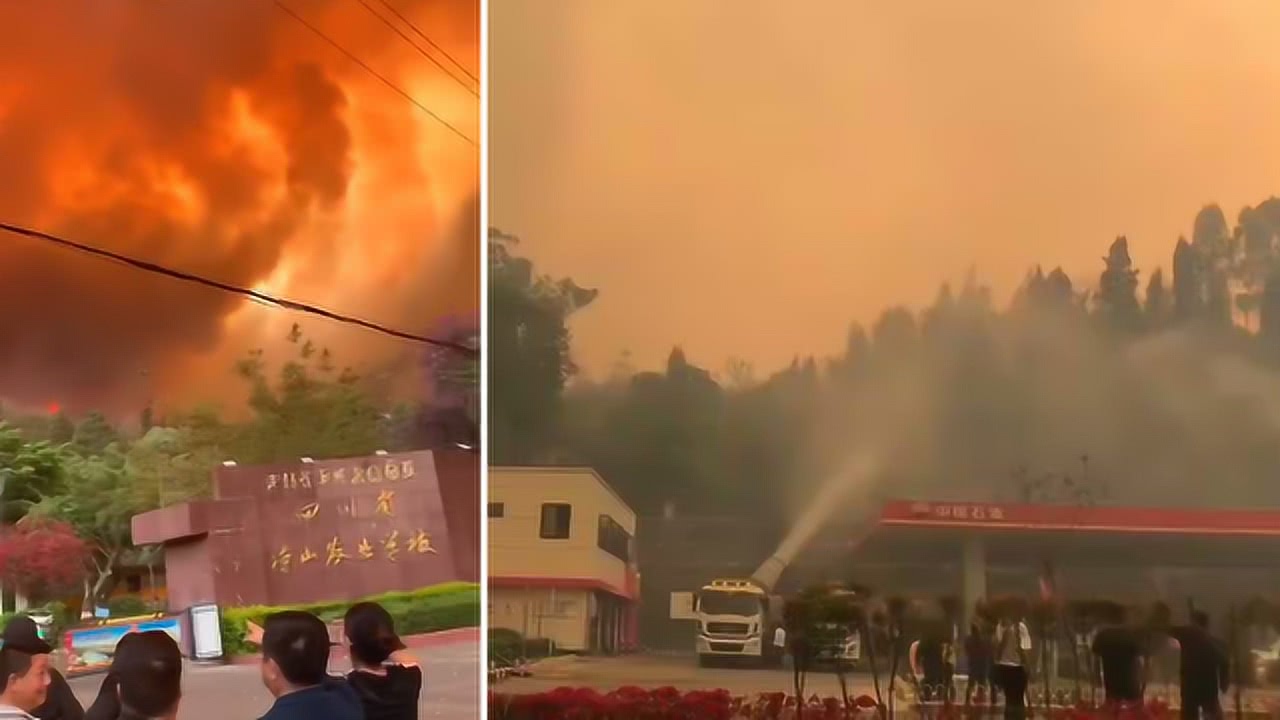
1091, 605, 1145, 708
0, 626, 52, 720
911, 621, 954, 703
1, 619, 80, 720
964, 621, 994, 706
1169, 612, 1229, 720
84, 634, 141, 720
993, 610, 1031, 720
111, 631, 182, 720
343, 602, 423, 720
258, 611, 362, 720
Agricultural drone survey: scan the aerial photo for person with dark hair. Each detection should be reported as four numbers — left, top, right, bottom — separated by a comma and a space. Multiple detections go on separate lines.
1, 619, 79, 720
910, 621, 954, 704
343, 602, 422, 720
110, 632, 182, 720
83, 634, 143, 720
1091, 604, 1145, 707
258, 611, 362, 720
963, 620, 994, 706
0, 626, 52, 720
1169, 611, 1228, 720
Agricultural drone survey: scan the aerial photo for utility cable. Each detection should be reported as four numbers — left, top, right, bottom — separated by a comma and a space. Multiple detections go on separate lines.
274, 0, 476, 147
0, 221, 478, 356
373, 0, 479, 84
355, 0, 478, 97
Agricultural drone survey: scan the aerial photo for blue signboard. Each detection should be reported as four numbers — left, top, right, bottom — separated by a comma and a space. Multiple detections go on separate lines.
64, 617, 182, 675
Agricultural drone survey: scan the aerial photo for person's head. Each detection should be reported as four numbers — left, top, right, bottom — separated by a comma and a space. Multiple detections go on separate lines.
343, 602, 404, 669
0, 649, 49, 712
0, 615, 51, 711
1191, 611, 1210, 630
260, 611, 332, 697
113, 631, 182, 720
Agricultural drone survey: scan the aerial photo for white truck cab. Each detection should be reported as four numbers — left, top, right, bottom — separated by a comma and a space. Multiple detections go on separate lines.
694, 579, 782, 666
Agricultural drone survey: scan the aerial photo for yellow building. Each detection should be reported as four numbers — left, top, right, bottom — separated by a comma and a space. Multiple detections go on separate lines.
488, 466, 638, 654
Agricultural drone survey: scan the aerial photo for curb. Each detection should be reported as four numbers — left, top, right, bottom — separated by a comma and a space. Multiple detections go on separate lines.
229, 626, 478, 666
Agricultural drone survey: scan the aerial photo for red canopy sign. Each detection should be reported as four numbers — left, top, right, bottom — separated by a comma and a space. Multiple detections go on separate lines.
881, 499, 1280, 537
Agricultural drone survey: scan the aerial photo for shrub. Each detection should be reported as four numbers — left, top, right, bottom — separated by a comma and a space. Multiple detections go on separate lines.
220, 582, 478, 656
488, 628, 554, 667
108, 596, 150, 617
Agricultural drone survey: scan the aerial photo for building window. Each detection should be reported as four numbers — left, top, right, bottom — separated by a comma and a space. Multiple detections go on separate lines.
487, 502, 505, 518
597, 514, 631, 562
539, 503, 572, 539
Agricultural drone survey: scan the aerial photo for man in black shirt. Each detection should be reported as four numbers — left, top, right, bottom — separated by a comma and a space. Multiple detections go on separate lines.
258, 612, 362, 720
1169, 612, 1228, 720
1091, 606, 1145, 707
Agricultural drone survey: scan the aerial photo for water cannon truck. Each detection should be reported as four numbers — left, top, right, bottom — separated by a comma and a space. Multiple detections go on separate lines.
694, 578, 784, 666
693, 458, 880, 668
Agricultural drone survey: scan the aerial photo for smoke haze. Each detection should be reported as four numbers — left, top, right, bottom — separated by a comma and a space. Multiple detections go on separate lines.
490, 1, 1280, 380
0, 1, 477, 414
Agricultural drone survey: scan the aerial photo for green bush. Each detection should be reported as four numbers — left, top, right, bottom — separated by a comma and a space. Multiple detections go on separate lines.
0, 602, 74, 645
220, 582, 479, 657
488, 628, 553, 667
108, 596, 150, 617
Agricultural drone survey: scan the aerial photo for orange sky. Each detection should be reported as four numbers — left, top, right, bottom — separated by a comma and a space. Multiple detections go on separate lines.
0, 1, 477, 414
490, 1, 1280, 380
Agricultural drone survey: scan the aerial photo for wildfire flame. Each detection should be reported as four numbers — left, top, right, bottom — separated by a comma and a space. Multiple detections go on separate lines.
0, 0, 478, 414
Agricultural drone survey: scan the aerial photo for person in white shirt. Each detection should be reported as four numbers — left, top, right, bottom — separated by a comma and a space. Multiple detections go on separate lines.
0, 633, 52, 720
993, 611, 1032, 720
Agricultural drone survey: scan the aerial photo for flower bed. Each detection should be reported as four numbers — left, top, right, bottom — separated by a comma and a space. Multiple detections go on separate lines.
490, 687, 883, 720
487, 688, 1188, 720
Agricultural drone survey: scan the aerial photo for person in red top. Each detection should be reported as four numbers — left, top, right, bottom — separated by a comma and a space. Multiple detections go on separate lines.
343, 602, 423, 720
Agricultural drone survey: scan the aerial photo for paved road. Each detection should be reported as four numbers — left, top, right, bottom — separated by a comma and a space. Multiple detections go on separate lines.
491, 653, 1280, 713
493, 653, 883, 697
66, 636, 480, 720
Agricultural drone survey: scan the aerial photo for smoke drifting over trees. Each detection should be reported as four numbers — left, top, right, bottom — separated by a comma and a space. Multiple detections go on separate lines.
0, 1, 477, 412
492, 199, 1280, 522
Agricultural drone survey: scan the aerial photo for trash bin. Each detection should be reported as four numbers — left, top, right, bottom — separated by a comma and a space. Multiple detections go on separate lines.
188, 604, 224, 663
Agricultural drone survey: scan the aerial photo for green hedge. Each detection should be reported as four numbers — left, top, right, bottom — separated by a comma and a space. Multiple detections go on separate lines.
488, 628, 554, 668
220, 582, 479, 657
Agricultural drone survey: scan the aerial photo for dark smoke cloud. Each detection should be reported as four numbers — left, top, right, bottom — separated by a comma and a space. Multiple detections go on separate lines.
0, 1, 477, 414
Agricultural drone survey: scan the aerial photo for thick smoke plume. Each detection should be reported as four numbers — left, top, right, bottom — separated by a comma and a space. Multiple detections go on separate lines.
802, 280, 1280, 514
0, 1, 477, 414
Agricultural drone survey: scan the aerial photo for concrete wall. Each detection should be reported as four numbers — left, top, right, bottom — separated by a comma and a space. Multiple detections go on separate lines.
488, 467, 636, 593
490, 587, 591, 651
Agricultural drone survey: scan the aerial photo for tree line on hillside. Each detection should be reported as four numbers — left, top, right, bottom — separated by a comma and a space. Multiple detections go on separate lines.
489, 199, 1280, 525
0, 322, 477, 616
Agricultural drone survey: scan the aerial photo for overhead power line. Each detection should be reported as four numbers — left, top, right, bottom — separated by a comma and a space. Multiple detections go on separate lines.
0, 221, 478, 357
354, 0, 478, 98
372, 0, 479, 84
273, 0, 477, 147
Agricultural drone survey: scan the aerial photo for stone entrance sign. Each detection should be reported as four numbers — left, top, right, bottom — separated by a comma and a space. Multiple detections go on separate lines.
133, 449, 478, 610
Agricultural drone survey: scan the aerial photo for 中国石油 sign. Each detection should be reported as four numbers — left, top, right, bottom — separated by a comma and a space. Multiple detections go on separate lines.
133, 449, 477, 609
